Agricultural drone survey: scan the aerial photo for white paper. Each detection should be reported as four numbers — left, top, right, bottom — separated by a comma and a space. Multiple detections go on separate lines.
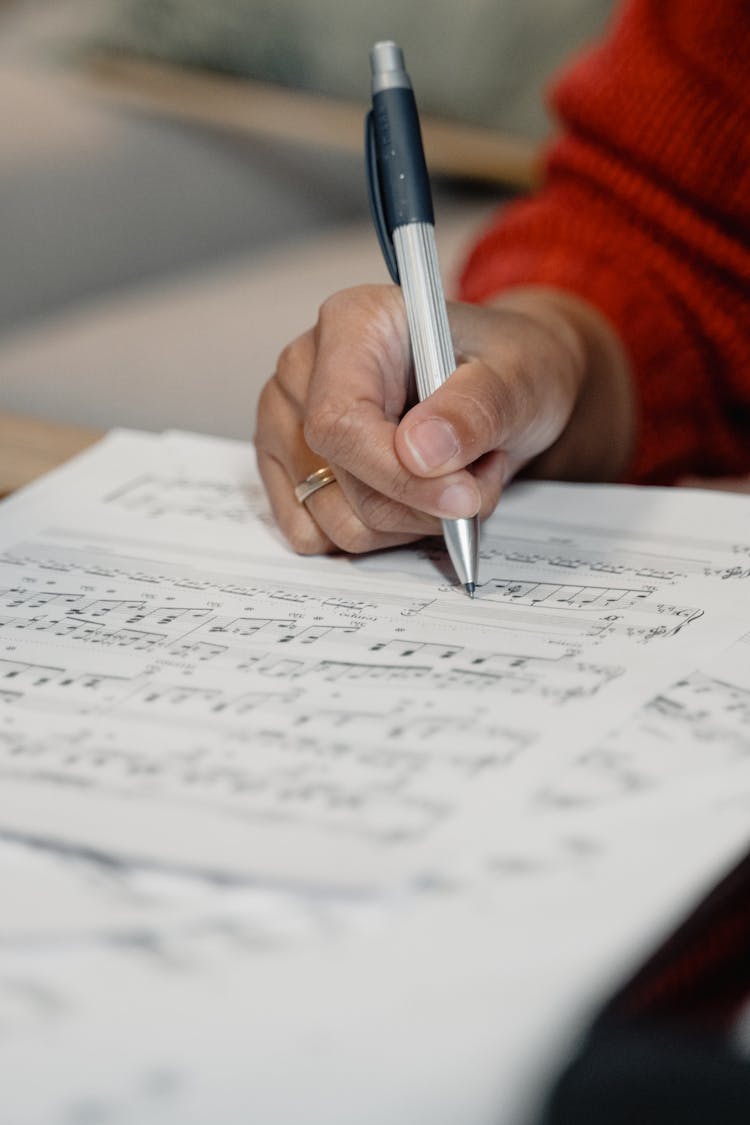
1, 432, 748, 887
2, 430, 750, 1124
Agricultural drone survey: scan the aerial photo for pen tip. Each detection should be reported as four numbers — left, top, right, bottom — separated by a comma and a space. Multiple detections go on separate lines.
464, 583, 476, 599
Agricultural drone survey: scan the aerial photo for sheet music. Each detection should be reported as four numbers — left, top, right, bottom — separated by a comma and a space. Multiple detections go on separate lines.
2, 429, 750, 1124
0, 431, 747, 889
534, 633, 750, 811
2, 776, 749, 1125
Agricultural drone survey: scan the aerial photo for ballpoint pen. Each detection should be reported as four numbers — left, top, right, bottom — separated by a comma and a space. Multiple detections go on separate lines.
365, 40, 480, 598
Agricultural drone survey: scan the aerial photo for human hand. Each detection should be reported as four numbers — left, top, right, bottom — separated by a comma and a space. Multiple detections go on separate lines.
254, 283, 633, 555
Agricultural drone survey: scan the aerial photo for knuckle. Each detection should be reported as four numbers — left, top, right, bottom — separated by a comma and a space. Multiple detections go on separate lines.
301, 406, 329, 453
317, 285, 383, 324
488, 346, 527, 415
355, 488, 401, 533
478, 480, 502, 520
384, 462, 417, 503
329, 510, 379, 555
317, 289, 350, 324
282, 514, 330, 556
317, 287, 407, 371
466, 349, 529, 447
253, 379, 277, 442
275, 333, 313, 396
304, 404, 357, 461
445, 390, 499, 455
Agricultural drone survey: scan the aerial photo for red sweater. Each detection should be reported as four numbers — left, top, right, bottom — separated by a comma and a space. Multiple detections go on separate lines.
458, 0, 750, 484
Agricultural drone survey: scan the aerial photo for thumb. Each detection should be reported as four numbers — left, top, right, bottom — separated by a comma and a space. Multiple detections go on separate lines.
395, 353, 570, 479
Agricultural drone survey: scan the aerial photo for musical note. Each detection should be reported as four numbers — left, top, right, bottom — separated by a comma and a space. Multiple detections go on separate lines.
0, 431, 750, 1125
0, 435, 749, 888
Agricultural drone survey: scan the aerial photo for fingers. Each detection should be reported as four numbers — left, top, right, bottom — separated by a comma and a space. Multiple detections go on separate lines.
254, 291, 481, 556
305, 395, 482, 518
255, 286, 586, 558
292, 472, 434, 555
307, 287, 413, 424
255, 336, 334, 554
256, 448, 334, 555
257, 443, 444, 556
301, 288, 482, 519
396, 301, 583, 478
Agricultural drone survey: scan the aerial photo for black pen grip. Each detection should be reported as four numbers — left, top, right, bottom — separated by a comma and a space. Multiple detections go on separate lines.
371, 87, 434, 232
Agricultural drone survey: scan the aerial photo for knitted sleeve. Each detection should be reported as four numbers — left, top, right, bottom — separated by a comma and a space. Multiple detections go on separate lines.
458, 0, 750, 483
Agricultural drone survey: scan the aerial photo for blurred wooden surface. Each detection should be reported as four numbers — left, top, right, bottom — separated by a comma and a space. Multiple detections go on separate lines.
0, 411, 102, 498
83, 54, 540, 190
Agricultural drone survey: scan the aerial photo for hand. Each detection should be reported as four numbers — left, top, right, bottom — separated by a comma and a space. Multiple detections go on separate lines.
254, 283, 634, 555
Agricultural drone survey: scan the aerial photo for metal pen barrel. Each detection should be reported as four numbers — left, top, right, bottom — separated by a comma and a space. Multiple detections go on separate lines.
369, 41, 479, 595
393, 222, 479, 591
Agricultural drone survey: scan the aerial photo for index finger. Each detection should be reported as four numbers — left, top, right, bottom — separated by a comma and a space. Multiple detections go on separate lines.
303, 286, 481, 520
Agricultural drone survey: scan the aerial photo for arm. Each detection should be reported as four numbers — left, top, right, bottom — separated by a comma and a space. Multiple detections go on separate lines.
460, 0, 750, 484
254, 283, 632, 555
255, 0, 750, 556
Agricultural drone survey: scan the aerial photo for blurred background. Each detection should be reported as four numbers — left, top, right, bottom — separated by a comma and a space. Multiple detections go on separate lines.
0, 0, 615, 446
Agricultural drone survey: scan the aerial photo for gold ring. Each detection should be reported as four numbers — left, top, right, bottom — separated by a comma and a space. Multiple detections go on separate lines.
294, 466, 337, 504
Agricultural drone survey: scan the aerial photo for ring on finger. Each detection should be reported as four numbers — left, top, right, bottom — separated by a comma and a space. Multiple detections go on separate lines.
294, 465, 337, 504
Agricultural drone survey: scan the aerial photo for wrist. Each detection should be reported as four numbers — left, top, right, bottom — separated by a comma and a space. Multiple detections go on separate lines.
489, 286, 635, 482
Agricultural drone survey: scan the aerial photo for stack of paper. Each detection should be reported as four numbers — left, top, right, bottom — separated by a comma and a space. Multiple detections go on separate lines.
1, 430, 749, 1124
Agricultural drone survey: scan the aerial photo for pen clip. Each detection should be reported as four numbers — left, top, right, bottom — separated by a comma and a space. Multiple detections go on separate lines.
365, 110, 400, 285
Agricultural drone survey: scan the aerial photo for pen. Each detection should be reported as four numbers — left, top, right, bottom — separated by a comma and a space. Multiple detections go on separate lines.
365, 40, 479, 598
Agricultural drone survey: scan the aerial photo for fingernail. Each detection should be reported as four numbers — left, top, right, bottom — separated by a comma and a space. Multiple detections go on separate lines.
404, 418, 460, 472
437, 482, 480, 518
